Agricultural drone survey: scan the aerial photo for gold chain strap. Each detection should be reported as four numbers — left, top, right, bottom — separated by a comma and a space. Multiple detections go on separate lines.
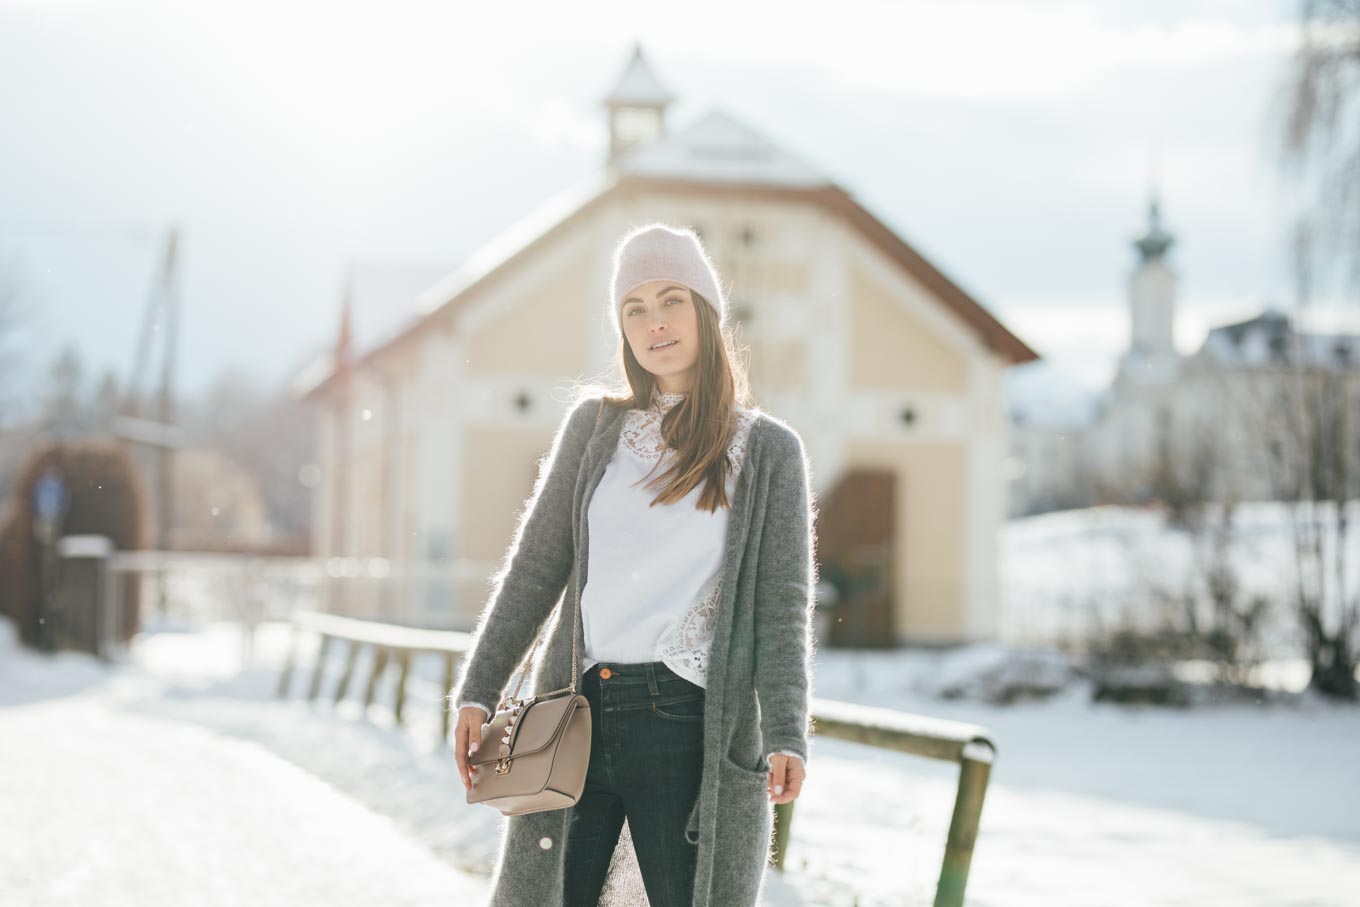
499, 398, 605, 709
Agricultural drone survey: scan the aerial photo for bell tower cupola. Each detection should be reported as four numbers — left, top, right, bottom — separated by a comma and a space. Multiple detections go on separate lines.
603, 43, 675, 165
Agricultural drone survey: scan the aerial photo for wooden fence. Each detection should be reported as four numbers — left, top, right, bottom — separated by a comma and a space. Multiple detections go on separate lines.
278, 610, 997, 907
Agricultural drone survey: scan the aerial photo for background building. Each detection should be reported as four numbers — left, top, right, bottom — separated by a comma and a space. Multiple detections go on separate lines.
1011, 199, 1360, 514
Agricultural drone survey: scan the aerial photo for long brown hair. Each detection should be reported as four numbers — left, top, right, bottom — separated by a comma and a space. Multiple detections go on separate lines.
600, 290, 753, 512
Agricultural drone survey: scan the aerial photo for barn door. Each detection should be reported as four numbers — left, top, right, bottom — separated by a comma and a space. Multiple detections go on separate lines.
817, 468, 897, 648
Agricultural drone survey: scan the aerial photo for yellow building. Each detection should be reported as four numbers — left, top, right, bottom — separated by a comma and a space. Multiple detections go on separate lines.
300, 46, 1038, 645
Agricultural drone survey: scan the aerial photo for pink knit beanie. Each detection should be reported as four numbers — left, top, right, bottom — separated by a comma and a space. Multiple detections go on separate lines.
608, 223, 726, 337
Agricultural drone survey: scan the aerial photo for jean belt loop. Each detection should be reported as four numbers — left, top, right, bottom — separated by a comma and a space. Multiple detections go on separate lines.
645, 662, 659, 696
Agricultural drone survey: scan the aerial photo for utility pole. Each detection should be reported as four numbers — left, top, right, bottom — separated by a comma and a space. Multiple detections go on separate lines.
119, 227, 182, 619
157, 229, 179, 559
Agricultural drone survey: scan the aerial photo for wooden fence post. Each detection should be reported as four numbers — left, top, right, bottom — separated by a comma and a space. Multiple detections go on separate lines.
276, 624, 298, 698
334, 639, 360, 705
934, 745, 994, 907
393, 650, 412, 725
365, 646, 390, 710
772, 800, 796, 870
307, 634, 332, 701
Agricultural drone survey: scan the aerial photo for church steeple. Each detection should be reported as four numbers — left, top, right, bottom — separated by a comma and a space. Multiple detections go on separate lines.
602, 43, 675, 164
1120, 190, 1180, 387
1133, 194, 1175, 263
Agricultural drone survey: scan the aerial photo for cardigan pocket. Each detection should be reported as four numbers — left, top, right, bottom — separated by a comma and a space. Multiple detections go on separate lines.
714, 753, 776, 899
721, 750, 770, 781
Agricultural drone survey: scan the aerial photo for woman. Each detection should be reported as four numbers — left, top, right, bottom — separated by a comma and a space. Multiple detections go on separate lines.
450, 222, 816, 907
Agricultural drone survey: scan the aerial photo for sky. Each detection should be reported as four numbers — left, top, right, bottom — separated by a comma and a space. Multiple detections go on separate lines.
0, 0, 1334, 415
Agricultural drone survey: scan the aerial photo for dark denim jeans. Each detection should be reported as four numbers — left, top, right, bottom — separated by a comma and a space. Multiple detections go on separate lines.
563, 660, 705, 907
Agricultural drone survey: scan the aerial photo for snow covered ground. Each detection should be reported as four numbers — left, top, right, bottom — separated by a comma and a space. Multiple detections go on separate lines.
0, 695, 485, 907
998, 502, 1357, 659
2, 611, 1357, 907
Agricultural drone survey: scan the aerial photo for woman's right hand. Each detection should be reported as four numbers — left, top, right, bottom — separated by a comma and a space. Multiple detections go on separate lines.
455, 705, 491, 792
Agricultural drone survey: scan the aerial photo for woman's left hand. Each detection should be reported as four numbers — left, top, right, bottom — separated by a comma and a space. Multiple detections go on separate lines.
766, 754, 806, 805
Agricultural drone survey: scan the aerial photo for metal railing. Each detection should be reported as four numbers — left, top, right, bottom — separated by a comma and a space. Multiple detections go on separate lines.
278, 611, 996, 907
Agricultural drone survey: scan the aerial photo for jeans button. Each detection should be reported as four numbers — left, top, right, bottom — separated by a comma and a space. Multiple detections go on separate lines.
599, 667, 613, 680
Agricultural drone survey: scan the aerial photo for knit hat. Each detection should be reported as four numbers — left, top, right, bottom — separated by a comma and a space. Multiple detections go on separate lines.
608, 223, 726, 337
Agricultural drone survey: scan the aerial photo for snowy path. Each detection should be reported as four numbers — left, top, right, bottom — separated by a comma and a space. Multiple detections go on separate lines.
0, 694, 487, 906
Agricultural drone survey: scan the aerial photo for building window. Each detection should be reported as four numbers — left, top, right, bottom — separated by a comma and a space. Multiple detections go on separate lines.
1268, 332, 1289, 362
614, 107, 661, 148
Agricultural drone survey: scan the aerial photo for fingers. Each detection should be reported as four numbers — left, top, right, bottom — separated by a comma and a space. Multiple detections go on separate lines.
767, 754, 786, 799
454, 718, 470, 790
783, 758, 806, 802
455, 708, 486, 792
768, 755, 806, 805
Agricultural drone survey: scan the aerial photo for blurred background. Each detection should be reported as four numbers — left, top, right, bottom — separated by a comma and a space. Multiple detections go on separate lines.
1, 2, 1357, 906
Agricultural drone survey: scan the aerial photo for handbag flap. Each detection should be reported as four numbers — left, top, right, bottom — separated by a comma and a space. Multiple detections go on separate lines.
469, 693, 581, 766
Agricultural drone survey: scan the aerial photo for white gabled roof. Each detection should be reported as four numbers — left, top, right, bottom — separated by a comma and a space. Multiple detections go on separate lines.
603, 44, 675, 108
613, 108, 833, 188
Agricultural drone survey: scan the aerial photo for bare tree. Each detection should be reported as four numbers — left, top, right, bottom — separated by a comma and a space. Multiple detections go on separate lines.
179, 367, 315, 544
41, 345, 85, 438
0, 263, 32, 422
1143, 397, 1274, 688
1278, 310, 1358, 699
1279, 1, 1360, 699
1283, 0, 1360, 288
0, 264, 38, 508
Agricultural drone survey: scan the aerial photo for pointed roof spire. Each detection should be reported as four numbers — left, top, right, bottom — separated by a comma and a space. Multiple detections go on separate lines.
603, 42, 675, 108
1133, 191, 1175, 262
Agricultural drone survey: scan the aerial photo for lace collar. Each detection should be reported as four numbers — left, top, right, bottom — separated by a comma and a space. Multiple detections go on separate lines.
621, 391, 757, 468
649, 388, 688, 414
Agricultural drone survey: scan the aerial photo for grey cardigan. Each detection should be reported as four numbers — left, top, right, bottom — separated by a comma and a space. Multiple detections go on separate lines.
450, 393, 817, 907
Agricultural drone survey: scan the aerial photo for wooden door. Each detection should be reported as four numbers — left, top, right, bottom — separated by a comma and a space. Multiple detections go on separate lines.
816, 468, 897, 648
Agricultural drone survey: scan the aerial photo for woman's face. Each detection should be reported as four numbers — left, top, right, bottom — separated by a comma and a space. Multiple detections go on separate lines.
620, 280, 700, 393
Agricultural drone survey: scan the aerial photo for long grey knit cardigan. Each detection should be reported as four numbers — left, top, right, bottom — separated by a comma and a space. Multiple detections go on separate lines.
450, 392, 817, 907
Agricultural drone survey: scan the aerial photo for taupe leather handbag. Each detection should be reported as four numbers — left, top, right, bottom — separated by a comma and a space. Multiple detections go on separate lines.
465, 563, 592, 816
465, 407, 599, 816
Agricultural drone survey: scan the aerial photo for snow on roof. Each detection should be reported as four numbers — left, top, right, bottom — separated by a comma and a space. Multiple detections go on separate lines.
603, 44, 675, 108
613, 108, 833, 188
1199, 310, 1360, 369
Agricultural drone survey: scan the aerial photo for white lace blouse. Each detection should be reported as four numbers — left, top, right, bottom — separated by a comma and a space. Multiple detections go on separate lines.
578, 389, 756, 686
